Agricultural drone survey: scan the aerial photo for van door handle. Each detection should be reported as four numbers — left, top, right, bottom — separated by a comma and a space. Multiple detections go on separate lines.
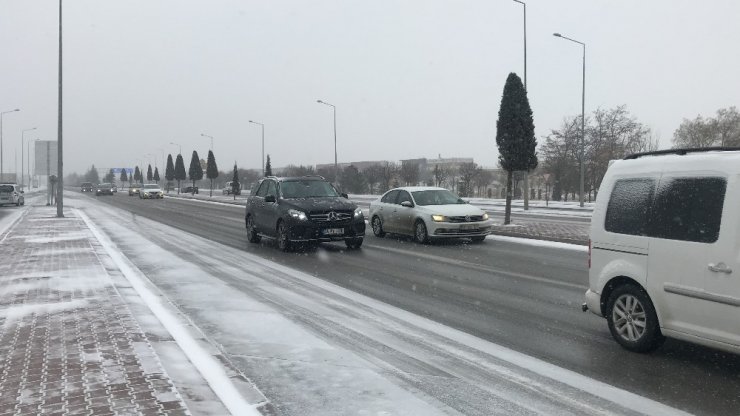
708, 263, 733, 274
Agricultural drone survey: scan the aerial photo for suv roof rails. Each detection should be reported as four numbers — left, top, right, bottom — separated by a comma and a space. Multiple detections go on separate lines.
624, 146, 740, 160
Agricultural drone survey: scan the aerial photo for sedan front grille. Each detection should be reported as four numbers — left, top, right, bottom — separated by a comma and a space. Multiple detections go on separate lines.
447, 215, 485, 223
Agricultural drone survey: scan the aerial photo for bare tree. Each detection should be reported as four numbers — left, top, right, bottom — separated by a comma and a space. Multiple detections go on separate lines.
363, 164, 383, 194
432, 165, 448, 187
457, 162, 479, 197
379, 162, 399, 192
672, 107, 740, 148
399, 161, 420, 185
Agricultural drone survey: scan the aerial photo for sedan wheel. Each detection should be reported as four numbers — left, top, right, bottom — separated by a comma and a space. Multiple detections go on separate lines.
246, 216, 261, 243
277, 222, 292, 252
372, 216, 386, 237
414, 220, 429, 244
606, 285, 665, 352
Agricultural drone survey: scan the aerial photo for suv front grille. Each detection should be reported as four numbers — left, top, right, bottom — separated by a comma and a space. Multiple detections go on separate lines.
309, 211, 353, 223
447, 215, 485, 223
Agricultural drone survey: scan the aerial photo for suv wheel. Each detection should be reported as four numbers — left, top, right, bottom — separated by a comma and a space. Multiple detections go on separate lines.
372, 216, 386, 237
277, 221, 292, 252
345, 238, 363, 249
606, 284, 665, 353
414, 220, 429, 244
246, 216, 261, 243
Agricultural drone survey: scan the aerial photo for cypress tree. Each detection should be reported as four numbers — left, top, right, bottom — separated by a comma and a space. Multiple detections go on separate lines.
165, 154, 175, 193
495, 72, 537, 224
206, 150, 219, 197
265, 154, 272, 177
134, 166, 141, 184
153, 167, 160, 183
147, 164, 153, 182
231, 163, 239, 200
174, 154, 186, 194
120, 169, 128, 189
188, 151, 203, 194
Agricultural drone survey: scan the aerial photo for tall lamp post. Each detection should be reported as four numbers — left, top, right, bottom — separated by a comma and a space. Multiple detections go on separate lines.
553, 32, 586, 207
316, 100, 338, 183
30, 139, 39, 188
21, 127, 37, 190
0, 108, 20, 180
513, 0, 530, 210
248, 120, 265, 176
169, 141, 182, 155
200, 133, 213, 151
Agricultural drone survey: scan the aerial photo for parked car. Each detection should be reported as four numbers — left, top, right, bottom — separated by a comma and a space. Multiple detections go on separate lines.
128, 183, 141, 196
245, 176, 365, 251
584, 147, 740, 355
182, 186, 199, 194
369, 187, 492, 244
139, 183, 164, 199
0, 183, 24, 206
81, 182, 93, 192
96, 183, 114, 196
223, 181, 241, 195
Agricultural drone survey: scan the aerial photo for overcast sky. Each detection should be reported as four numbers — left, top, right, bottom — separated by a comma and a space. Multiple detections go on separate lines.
2, 0, 739, 175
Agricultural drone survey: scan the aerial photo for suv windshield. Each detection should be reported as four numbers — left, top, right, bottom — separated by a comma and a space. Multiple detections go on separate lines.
280, 180, 339, 199
99, 183, 111, 187
0, 185, 14, 193
411, 190, 465, 206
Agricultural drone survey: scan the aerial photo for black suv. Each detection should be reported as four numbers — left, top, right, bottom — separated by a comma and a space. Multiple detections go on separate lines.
81, 182, 93, 192
245, 176, 365, 251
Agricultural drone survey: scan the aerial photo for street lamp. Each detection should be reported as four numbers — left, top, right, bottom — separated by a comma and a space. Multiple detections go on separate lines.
513, 0, 530, 210
0, 108, 20, 179
170, 141, 182, 155
21, 127, 37, 190
248, 120, 265, 176
316, 99, 338, 183
553, 32, 586, 207
201, 133, 213, 151
31, 139, 39, 188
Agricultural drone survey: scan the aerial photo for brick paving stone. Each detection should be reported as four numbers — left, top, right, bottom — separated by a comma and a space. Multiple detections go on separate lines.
490, 219, 589, 245
0, 208, 191, 415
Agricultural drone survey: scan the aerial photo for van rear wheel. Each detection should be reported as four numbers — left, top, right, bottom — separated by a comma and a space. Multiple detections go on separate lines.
606, 284, 665, 353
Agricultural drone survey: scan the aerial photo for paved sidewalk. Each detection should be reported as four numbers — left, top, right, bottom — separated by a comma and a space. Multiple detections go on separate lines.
0, 207, 193, 416
489, 221, 589, 245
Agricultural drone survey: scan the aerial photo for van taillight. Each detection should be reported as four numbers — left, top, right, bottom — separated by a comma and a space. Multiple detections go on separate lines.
588, 239, 592, 269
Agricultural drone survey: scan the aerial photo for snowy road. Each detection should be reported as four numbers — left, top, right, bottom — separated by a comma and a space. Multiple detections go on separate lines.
70, 191, 740, 415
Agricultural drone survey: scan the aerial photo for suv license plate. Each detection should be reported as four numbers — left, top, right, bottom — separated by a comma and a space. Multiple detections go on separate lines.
323, 228, 344, 236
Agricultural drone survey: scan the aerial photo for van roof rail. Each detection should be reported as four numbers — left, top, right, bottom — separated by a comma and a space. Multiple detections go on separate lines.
624, 146, 740, 160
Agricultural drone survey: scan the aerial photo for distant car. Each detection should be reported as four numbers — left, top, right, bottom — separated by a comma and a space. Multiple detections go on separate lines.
223, 181, 241, 195
182, 186, 199, 194
139, 183, 164, 199
96, 183, 114, 196
245, 176, 365, 251
0, 183, 24, 207
369, 187, 492, 244
112, 185, 118, 193
129, 183, 141, 196
81, 182, 93, 192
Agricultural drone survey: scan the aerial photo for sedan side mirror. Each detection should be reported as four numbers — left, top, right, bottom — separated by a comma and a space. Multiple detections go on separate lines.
341, 193, 349, 199
400, 201, 413, 208
265, 195, 276, 203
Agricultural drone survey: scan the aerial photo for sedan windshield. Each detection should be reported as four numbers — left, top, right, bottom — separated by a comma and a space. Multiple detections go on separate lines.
411, 190, 465, 206
280, 181, 339, 199
99, 183, 112, 188
143, 184, 159, 189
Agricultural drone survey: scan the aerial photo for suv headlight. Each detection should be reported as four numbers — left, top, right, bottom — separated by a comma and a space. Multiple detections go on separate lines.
288, 209, 308, 221
432, 215, 446, 222
482, 213, 489, 220
354, 207, 364, 218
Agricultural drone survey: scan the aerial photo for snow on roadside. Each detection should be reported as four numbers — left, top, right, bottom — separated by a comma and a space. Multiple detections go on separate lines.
76, 208, 262, 416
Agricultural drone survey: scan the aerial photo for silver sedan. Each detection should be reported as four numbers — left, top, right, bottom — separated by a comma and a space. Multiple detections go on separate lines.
368, 187, 492, 243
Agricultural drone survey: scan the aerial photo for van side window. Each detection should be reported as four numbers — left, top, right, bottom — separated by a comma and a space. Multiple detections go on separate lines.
605, 179, 655, 236
651, 177, 726, 243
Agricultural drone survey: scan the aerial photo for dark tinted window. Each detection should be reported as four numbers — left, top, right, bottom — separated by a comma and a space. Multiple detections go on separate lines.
605, 179, 655, 236
280, 180, 339, 198
650, 177, 726, 243
381, 190, 399, 204
397, 191, 413, 205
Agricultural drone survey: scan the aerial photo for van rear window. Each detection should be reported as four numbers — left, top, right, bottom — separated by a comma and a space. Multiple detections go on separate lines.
650, 177, 726, 243
605, 179, 655, 236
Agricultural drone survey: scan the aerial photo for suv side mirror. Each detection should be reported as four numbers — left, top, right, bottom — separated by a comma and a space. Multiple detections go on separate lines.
265, 195, 276, 203
341, 193, 349, 199
400, 201, 413, 208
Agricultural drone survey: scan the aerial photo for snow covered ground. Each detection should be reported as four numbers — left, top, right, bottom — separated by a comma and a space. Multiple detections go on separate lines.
65, 193, 686, 416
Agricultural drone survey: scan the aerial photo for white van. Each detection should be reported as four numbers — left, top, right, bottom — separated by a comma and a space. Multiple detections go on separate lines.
585, 148, 740, 354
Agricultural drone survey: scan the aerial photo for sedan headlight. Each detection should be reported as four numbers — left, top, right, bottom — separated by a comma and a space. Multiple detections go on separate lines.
482, 213, 489, 220
354, 207, 364, 218
288, 209, 308, 221
432, 215, 446, 222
